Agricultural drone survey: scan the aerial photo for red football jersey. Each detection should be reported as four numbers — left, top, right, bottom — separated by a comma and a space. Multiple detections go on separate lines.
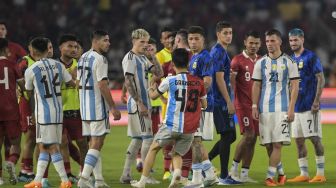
8, 41, 27, 63
231, 51, 261, 109
0, 57, 23, 121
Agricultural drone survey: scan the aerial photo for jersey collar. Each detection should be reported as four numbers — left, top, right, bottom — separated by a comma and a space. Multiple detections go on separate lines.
243, 50, 258, 62
0, 56, 7, 60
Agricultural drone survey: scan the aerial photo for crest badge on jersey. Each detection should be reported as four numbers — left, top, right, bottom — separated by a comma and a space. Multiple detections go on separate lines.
299, 60, 304, 69
192, 61, 197, 69
272, 64, 277, 71
281, 64, 286, 70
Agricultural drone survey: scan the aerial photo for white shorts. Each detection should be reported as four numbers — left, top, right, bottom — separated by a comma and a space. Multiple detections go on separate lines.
291, 111, 322, 138
36, 124, 62, 144
259, 112, 290, 145
127, 112, 153, 138
194, 111, 214, 141
82, 119, 110, 136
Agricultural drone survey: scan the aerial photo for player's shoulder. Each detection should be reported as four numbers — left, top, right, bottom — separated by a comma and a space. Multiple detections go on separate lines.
281, 53, 296, 64
232, 53, 245, 61
256, 54, 268, 63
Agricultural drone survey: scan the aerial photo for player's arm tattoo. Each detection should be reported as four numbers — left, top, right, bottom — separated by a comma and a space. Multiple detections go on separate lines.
314, 72, 325, 103
149, 56, 163, 78
192, 137, 203, 163
124, 74, 142, 103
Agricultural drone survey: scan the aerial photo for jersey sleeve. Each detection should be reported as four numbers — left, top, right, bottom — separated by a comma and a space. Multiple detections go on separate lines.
312, 54, 323, 74
13, 63, 23, 80
61, 63, 72, 83
252, 59, 262, 81
123, 55, 136, 75
18, 59, 28, 76
201, 54, 213, 77
24, 67, 34, 91
157, 77, 170, 95
146, 57, 154, 72
288, 58, 300, 80
96, 56, 108, 81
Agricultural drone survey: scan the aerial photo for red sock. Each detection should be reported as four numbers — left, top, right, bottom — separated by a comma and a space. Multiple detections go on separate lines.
163, 145, 173, 171
69, 142, 81, 165
182, 148, 192, 177
64, 162, 71, 174
43, 161, 50, 178
8, 153, 20, 165
22, 158, 33, 173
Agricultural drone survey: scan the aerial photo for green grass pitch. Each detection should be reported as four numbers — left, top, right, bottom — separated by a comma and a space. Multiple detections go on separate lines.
7, 124, 336, 187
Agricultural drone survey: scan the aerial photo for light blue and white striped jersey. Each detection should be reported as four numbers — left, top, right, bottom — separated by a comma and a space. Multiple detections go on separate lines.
25, 58, 72, 125
252, 53, 299, 113
77, 49, 109, 121
122, 51, 153, 113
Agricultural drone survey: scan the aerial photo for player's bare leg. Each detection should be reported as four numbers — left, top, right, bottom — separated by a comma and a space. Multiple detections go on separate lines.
60, 133, 78, 184
265, 142, 286, 186
169, 153, 183, 188
230, 129, 257, 182
75, 137, 88, 171
309, 136, 325, 182
131, 141, 161, 188
288, 137, 310, 182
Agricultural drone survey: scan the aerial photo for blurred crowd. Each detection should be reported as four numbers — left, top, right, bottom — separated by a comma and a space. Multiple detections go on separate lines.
1, 0, 336, 88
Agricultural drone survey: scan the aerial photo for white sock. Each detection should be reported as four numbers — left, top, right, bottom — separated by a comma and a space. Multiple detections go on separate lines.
230, 160, 239, 176
51, 152, 68, 182
141, 138, 152, 163
202, 160, 215, 179
171, 169, 181, 185
241, 167, 249, 178
266, 166, 277, 179
139, 175, 149, 185
81, 149, 100, 179
298, 157, 309, 177
122, 139, 142, 177
192, 163, 203, 183
93, 156, 103, 181
34, 152, 49, 182
316, 156, 325, 176
277, 162, 285, 175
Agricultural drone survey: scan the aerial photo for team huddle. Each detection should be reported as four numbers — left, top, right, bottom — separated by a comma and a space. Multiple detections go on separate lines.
0, 19, 325, 188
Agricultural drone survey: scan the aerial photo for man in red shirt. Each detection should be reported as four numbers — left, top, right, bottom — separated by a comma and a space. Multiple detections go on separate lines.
0, 38, 25, 185
229, 31, 261, 182
0, 21, 26, 63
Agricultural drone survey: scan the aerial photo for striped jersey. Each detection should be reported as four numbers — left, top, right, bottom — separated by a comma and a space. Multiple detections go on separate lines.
158, 73, 207, 133
77, 50, 109, 121
291, 49, 323, 112
122, 51, 153, 113
25, 58, 72, 125
252, 53, 299, 113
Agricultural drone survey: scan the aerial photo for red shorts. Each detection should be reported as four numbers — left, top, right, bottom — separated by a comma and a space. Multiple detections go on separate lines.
63, 118, 83, 140
236, 108, 259, 136
19, 97, 34, 133
0, 120, 21, 139
151, 107, 160, 135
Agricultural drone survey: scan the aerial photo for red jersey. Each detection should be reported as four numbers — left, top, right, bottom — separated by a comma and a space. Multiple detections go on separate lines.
0, 57, 23, 121
231, 51, 261, 109
8, 41, 27, 63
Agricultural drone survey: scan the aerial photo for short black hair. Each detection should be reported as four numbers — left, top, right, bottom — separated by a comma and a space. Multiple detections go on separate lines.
176, 29, 188, 43
59, 34, 77, 46
216, 21, 232, 32
0, 38, 8, 52
76, 39, 83, 47
148, 38, 157, 45
244, 30, 261, 40
168, 31, 177, 39
172, 48, 189, 68
0, 20, 7, 28
91, 30, 108, 40
188, 26, 205, 37
31, 37, 49, 53
265, 29, 282, 39
160, 26, 174, 34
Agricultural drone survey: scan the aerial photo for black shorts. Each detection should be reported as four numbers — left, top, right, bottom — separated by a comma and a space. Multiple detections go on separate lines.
213, 106, 236, 134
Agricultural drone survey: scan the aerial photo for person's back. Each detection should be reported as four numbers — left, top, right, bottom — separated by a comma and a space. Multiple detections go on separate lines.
25, 58, 69, 124
0, 57, 21, 121
77, 49, 108, 121
161, 73, 206, 133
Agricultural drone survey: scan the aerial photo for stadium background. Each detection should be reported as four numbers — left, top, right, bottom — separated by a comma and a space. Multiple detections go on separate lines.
1, 0, 336, 187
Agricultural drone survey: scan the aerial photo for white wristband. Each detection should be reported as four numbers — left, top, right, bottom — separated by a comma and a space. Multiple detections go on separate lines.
252, 104, 257, 108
